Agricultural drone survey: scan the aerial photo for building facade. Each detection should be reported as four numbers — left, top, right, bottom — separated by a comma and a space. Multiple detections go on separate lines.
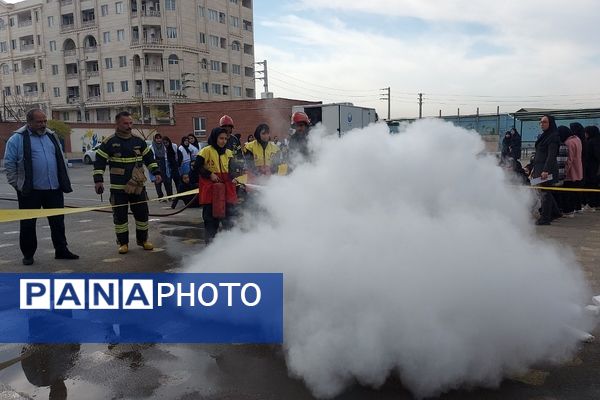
0, 0, 255, 123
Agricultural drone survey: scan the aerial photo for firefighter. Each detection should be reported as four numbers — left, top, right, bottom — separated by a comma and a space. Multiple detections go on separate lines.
288, 111, 311, 161
194, 127, 238, 244
93, 111, 162, 254
220, 115, 242, 158
243, 123, 280, 178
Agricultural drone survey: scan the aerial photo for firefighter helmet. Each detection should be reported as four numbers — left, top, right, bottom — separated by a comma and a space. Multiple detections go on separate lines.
291, 111, 310, 126
219, 115, 234, 127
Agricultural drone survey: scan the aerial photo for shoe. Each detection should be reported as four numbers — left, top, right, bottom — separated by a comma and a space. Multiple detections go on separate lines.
535, 219, 551, 226
118, 244, 129, 254
137, 241, 153, 251
22, 257, 34, 265
55, 250, 79, 260
565, 212, 576, 218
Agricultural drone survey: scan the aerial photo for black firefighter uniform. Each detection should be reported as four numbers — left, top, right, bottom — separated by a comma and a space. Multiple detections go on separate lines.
93, 134, 160, 246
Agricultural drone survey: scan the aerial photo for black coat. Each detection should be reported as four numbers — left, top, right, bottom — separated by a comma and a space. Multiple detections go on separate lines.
531, 130, 559, 182
583, 136, 600, 185
510, 133, 522, 160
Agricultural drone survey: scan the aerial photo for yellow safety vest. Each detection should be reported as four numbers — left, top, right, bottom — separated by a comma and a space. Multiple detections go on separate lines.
199, 146, 233, 174
244, 140, 279, 167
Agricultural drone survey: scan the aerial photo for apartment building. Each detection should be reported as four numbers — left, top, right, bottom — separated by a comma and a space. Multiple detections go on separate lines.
0, 0, 255, 123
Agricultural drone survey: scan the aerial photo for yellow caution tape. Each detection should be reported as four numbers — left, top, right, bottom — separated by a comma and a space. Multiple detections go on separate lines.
0, 189, 199, 224
527, 186, 600, 192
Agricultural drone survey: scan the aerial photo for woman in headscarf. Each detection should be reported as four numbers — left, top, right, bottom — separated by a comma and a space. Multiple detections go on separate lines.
194, 127, 238, 244
530, 114, 561, 225
243, 123, 280, 178
583, 125, 600, 209
558, 126, 583, 216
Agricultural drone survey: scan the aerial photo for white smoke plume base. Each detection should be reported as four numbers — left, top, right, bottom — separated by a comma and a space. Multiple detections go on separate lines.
187, 119, 594, 398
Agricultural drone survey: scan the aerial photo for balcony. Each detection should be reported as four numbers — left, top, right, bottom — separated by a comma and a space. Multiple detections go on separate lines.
24, 91, 38, 97
18, 20, 32, 28
141, 10, 161, 17
66, 72, 78, 80
83, 46, 97, 54
22, 69, 36, 75
81, 20, 96, 28
64, 49, 76, 56
87, 95, 101, 102
86, 70, 99, 77
60, 0, 73, 5
131, 11, 138, 18
131, 37, 163, 46
20, 44, 34, 51
67, 96, 80, 104
60, 23, 75, 32
145, 65, 163, 72
145, 92, 166, 98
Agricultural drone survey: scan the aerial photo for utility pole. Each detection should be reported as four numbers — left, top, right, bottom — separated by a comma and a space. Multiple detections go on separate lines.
255, 60, 272, 98
418, 92, 423, 119
380, 87, 390, 120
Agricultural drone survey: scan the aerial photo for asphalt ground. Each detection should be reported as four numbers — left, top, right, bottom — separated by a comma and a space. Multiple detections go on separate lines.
0, 164, 598, 399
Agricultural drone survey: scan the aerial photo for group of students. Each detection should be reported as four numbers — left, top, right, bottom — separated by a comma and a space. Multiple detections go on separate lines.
501, 115, 600, 225
151, 112, 312, 243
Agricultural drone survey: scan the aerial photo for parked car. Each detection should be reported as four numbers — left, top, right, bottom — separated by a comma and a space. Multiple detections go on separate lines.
83, 145, 101, 164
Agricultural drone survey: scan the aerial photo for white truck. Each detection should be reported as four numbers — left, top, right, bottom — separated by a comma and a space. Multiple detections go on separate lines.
292, 103, 377, 137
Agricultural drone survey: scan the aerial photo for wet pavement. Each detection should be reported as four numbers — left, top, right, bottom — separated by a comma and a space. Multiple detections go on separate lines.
0, 165, 599, 399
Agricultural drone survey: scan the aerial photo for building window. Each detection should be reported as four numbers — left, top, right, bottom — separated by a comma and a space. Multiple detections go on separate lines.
231, 41, 240, 51
219, 12, 226, 23
230, 16, 239, 28
53, 87, 60, 97
230, 0, 238, 4
232, 64, 240, 75
117, 29, 125, 41
210, 60, 220, 71
211, 83, 221, 94
170, 79, 181, 91
52, 65, 59, 75
9, 18, 14, 27
200, 59, 207, 69
198, 6, 205, 17
107, 82, 114, 93
2, 64, 8, 75
101, 5, 109, 16
0, 42, 6, 53
16, 86, 21, 95
201, 82, 208, 93
168, 54, 178, 64
121, 80, 128, 92
165, 0, 176, 11
119, 56, 127, 67
209, 35, 219, 47
38, 60, 43, 70
199, 32, 205, 44
10, 40, 15, 50
4, 86, 11, 95
13, 63, 18, 72
208, 9, 218, 21
49, 41, 56, 51
103, 32, 110, 44
47, 16, 54, 27
167, 27, 177, 38
233, 86, 242, 97
105, 58, 113, 69
62, 112, 69, 121
115, 2, 123, 14
193, 117, 206, 135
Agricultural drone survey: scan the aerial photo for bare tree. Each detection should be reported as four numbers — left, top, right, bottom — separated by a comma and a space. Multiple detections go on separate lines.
2, 94, 46, 123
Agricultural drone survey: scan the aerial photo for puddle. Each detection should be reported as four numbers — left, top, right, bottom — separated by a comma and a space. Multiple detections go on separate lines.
160, 227, 204, 240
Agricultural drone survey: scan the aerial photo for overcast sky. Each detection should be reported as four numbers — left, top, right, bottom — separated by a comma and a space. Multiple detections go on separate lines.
5, 0, 600, 118
255, 0, 600, 118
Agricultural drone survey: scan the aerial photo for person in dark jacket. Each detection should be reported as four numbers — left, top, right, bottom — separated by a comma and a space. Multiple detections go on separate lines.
530, 114, 561, 225
3, 109, 79, 265
583, 125, 600, 208
570, 122, 586, 211
501, 131, 512, 158
509, 128, 522, 160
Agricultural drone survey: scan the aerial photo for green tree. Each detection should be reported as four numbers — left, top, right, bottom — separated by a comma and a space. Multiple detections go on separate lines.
47, 120, 72, 140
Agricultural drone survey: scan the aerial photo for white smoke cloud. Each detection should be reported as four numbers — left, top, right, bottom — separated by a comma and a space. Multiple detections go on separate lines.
188, 120, 593, 398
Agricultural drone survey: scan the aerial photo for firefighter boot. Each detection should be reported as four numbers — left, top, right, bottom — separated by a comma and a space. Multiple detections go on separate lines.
137, 241, 154, 251
118, 244, 129, 254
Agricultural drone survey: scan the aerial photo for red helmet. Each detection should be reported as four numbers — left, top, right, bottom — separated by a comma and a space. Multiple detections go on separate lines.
219, 115, 234, 127
291, 111, 310, 126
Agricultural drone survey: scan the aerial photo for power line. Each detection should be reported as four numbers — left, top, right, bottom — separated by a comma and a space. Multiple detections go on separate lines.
269, 67, 385, 95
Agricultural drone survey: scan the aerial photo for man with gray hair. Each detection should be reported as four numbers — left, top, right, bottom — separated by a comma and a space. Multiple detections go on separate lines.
3, 108, 79, 265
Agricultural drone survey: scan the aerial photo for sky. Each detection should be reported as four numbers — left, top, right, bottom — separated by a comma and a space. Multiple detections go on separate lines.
4, 0, 600, 119
254, 0, 600, 118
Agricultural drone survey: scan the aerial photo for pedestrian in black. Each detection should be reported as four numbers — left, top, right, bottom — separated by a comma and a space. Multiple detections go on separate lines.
3, 109, 79, 265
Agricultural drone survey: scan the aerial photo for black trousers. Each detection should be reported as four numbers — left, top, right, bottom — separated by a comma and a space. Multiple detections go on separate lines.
18, 189, 68, 258
202, 204, 236, 244
154, 159, 173, 198
562, 181, 583, 213
110, 189, 149, 245
539, 190, 561, 223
